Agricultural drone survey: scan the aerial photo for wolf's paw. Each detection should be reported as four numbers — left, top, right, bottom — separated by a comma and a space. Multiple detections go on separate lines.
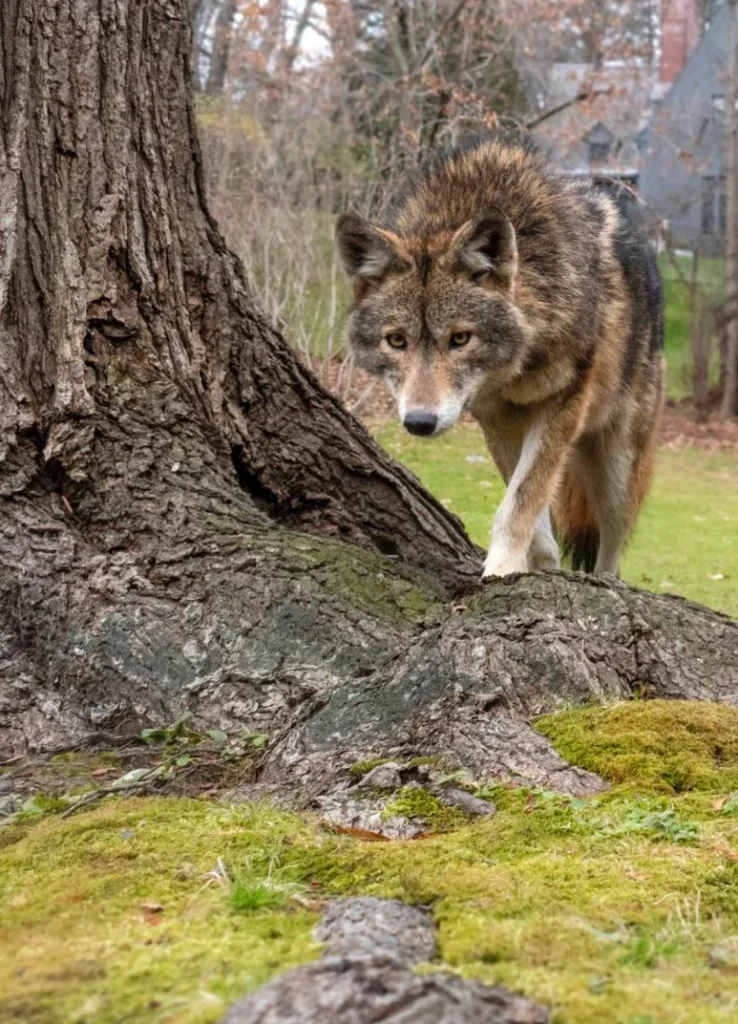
527, 540, 560, 572
527, 551, 560, 572
482, 547, 528, 578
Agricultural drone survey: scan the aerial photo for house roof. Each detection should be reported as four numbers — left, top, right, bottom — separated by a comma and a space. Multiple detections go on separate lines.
535, 61, 657, 176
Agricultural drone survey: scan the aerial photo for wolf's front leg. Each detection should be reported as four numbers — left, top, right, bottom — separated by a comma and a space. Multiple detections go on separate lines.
484, 423, 545, 575
482, 404, 583, 578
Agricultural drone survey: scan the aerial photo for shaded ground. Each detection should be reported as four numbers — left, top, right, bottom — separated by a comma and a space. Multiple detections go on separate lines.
3, 702, 738, 1024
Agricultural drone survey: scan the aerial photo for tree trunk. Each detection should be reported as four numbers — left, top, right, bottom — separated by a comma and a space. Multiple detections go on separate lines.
1, 0, 737, 791
190, 0, 217, 92
205, 0, 236, 95
721, 0, 738, 420
689, 250, 711, 422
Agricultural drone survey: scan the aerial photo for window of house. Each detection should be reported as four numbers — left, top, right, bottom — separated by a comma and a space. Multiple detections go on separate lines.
634, 129, 648, 154
585, 122, 614, 166
701, 176, 727, 235
702, 177, 716, 234
711, 94, 738, 120
589, 140, 611, 163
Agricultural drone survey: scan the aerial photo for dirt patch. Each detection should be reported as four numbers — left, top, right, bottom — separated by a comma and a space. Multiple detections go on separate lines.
660, 406, 738, 451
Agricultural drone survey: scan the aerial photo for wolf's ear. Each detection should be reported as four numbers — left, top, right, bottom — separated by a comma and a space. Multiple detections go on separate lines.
336, 213, 409, 291
448, 209, 518, 291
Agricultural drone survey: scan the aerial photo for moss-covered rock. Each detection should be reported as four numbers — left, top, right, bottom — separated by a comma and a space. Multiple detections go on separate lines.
381, 786, 470, 831
347, 757, 394, 779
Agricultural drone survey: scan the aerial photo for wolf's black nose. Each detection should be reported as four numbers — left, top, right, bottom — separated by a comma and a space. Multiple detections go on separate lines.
403, 410, 438, 436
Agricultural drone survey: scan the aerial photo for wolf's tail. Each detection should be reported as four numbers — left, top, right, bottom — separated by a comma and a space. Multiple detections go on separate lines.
555, 463, 599, 573
555, 429, 659, 573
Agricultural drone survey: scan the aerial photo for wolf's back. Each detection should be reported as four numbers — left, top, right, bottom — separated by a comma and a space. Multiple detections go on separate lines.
556, 180, 664, 573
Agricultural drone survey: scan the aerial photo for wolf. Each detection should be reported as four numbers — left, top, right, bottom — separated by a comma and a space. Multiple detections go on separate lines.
336, 135, 664, 577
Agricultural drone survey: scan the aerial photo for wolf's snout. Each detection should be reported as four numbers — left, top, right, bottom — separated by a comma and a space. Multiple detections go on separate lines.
403, 410, 438, 436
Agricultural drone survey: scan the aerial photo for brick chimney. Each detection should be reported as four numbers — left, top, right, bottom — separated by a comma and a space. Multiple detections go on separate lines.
659, 0, 700, 84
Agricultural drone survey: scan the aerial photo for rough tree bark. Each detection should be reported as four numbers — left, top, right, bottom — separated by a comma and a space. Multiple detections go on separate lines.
1, 0, 737, 790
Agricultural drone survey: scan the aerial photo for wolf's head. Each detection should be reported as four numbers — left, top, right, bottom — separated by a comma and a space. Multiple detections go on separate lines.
337, 209, 531, 436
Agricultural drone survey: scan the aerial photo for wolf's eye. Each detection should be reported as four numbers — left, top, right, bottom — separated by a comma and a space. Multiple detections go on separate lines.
449, 331, 472, 348
385, 332, 407, 350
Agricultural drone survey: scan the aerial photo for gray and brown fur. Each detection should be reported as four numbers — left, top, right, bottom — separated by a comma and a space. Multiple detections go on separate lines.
336, 135, 664, 577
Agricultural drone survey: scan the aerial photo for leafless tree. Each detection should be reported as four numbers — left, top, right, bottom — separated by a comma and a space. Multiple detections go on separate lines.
721, 0, 738, 418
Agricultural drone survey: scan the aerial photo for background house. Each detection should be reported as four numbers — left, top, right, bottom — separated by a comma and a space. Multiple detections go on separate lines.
533, 60, 657, 188
532, 0, 728, 255
639, 4, 729, 253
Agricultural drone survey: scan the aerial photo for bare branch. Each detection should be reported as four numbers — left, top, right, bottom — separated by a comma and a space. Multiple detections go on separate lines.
414, 0, 472, 74
282, 0, 318, 71
525, 89, 592, 130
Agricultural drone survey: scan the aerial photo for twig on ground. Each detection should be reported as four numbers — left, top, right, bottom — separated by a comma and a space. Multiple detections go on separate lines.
43, 731, 146, 757
58, 777, 157, 819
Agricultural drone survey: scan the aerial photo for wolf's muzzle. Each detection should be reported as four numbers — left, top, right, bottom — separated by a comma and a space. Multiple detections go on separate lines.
403, 410, 438, 436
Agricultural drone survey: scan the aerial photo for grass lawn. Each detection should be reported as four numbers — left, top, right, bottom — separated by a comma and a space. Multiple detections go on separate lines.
375, 422, 738, 618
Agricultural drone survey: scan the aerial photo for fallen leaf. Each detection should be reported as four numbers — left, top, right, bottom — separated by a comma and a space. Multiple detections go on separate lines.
714, 843, 738, 863
140, 901, 165, 925
112, 768, 152, 788
92, 767, 112, 777
320, 822, 390, 842
624, 868, 647, 882
290, 894, 327, 912
712, 796, 729, 812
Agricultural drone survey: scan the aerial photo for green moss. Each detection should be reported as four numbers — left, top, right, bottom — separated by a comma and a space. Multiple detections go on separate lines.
17, 794, 72, 817
348, 757, 393, 778
282, 534, 445, 625
0, 800, 321, 1024
406, 755, 445, 769
537, 700, 738, 793
381, 786, 468, 831
6, 700, 738, 1023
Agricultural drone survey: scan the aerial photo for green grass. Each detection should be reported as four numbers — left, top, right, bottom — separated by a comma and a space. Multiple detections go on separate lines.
375, 423, 738, 618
